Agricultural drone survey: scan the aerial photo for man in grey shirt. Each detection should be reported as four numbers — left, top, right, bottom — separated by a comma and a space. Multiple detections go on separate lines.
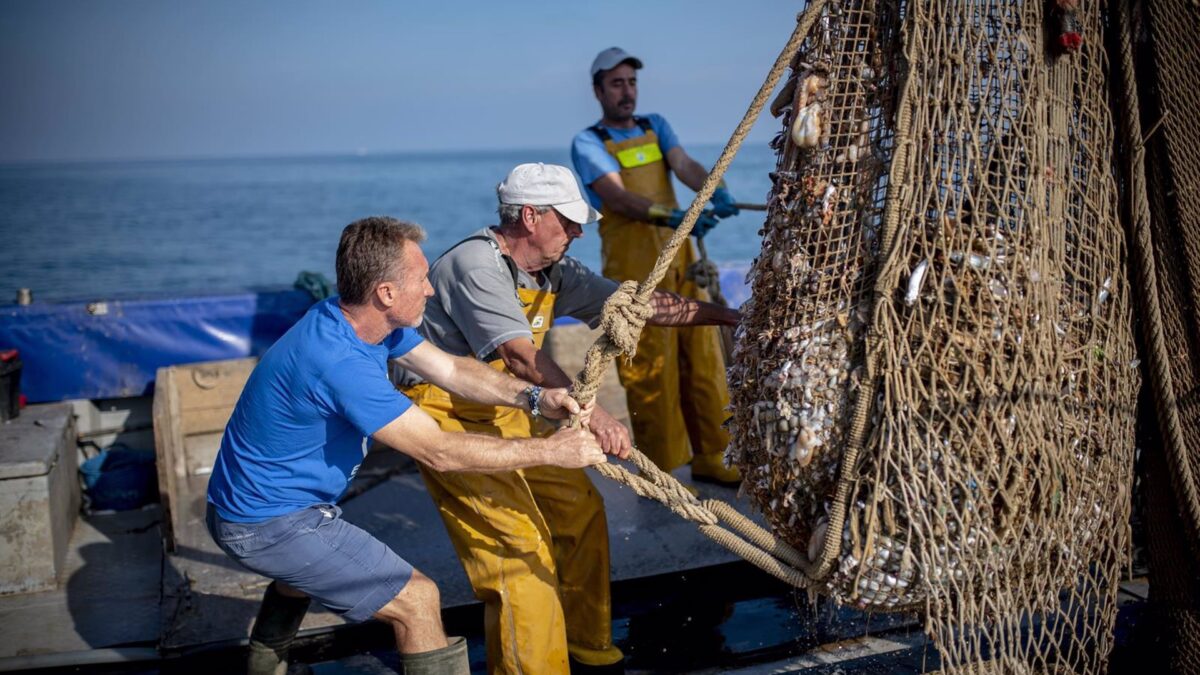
418, 229, 619, 380
401, 163, 738, 674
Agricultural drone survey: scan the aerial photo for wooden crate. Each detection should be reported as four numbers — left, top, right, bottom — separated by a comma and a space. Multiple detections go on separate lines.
153, 358, 256, 551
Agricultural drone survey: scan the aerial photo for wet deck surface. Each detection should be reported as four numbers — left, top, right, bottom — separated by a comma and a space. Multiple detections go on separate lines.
0, 448, 774, 663
0, 462, 1155, 674
162, 453, 766, 649
0, 504, 163, 658
0, 445, 1156, 674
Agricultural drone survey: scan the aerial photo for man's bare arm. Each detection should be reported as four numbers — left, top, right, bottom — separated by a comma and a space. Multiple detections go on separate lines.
373, 405, 603, 473
396, 341, 580, 419
494, 339, 573, 390
648, 290, 740, 327
396, 342, 530, 408
665, 146, 712, 192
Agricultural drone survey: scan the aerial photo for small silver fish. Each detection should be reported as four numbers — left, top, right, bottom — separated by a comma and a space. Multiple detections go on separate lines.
904, 260, 930, 307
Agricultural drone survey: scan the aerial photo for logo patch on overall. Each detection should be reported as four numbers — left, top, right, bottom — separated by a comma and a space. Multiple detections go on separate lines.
531, 316, 545, 329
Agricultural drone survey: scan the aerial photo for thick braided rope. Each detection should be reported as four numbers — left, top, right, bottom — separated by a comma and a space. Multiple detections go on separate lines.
697, 524, 812, 587
1114, 0, 1200, 543
597, 280, 653, 357
592, 462, 716, 524
702, 499, 809, 569
567, 4, 828, 588
588, 459, 815, 587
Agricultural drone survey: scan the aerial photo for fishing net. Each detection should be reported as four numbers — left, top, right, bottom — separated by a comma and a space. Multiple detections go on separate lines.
1116, 0, 1200, 670
727, 1, 1139, 671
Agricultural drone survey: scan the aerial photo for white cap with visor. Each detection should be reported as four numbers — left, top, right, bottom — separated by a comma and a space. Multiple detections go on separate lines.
497, 163, 601, 225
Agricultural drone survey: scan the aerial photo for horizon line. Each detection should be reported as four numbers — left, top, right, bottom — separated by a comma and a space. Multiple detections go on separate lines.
0, 137, 760, 169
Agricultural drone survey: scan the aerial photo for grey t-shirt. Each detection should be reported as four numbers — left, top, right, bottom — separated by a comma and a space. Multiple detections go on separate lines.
417, 227, 618, 364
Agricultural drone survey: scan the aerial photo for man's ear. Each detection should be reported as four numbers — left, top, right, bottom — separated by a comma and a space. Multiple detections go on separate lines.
593, 83, 603, 100
521, 205, 540, 233
375, 281, 395, 307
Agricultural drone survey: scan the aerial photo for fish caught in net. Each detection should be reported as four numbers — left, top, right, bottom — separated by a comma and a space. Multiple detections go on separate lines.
727, 0, 1139, 671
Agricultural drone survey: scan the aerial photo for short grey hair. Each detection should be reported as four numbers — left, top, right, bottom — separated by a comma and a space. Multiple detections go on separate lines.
497, 203, 551, 227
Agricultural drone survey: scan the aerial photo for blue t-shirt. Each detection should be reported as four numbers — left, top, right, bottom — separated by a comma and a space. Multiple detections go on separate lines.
570, 113, 681, 209
207, 296, 423, 522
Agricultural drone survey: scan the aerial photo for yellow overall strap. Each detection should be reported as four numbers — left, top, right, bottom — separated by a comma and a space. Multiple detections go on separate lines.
407, 234, 559, 434
591, 117, 678, 223
431, 232, 561, 360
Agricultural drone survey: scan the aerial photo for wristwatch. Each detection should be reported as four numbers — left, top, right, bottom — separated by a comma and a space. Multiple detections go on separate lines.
523, 385, 543, 417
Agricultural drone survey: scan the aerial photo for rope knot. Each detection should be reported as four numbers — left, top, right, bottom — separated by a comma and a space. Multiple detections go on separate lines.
600, 280, 653, 356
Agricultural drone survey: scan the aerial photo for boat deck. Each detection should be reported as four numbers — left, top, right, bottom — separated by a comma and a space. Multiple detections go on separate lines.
163, 455, 763, 649
0, 449, 1152, 673
0, 449, 780, 669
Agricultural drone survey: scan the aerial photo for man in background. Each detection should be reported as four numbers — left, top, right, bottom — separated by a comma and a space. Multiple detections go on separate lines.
571, 47, 741, 483
401, 163, 739, 674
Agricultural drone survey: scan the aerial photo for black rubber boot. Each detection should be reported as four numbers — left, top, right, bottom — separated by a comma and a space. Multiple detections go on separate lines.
569, 655, 625, 675
246, 582, 311, 675
396, 636, 470, 675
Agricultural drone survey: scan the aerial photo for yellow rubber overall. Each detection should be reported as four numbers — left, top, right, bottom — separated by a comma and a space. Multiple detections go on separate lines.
596, 127, 732, 472
404, 281, 621, 674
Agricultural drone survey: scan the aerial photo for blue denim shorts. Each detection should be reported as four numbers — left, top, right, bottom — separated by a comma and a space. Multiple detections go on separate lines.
206, 503, 414, 622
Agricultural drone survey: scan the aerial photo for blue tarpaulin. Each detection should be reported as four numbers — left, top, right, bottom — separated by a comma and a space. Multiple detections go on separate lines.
0, 264, 750, 404
0, 289, 315, 402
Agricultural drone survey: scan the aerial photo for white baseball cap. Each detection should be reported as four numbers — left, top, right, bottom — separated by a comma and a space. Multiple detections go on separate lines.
497, 163, 601, 225
590, 47, 643, 78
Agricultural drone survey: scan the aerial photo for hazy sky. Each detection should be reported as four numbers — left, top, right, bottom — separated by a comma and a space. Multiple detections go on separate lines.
0, 1, 800, 163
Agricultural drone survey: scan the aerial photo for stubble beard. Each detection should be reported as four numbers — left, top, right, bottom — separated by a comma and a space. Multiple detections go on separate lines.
605, 99, 635, 124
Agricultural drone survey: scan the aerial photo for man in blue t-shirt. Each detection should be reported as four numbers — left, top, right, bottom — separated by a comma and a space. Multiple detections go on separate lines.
206, 216, 604, 675
571, 47, 743, 485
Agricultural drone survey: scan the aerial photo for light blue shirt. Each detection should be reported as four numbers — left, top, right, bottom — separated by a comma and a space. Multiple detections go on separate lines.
207, 297, 423, 522
571, 113, 681, 209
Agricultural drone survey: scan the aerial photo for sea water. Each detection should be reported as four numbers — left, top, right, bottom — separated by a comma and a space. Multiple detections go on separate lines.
0, 144, 775, 303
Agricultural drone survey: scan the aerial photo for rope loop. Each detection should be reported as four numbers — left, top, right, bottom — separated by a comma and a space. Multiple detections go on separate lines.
595, 448, 815, 586
599, 280, 654, 357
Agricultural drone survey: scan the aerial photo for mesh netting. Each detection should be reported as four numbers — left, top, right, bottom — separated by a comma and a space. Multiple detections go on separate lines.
1117, 0, 1200, 670
727, 1, 1139, 671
